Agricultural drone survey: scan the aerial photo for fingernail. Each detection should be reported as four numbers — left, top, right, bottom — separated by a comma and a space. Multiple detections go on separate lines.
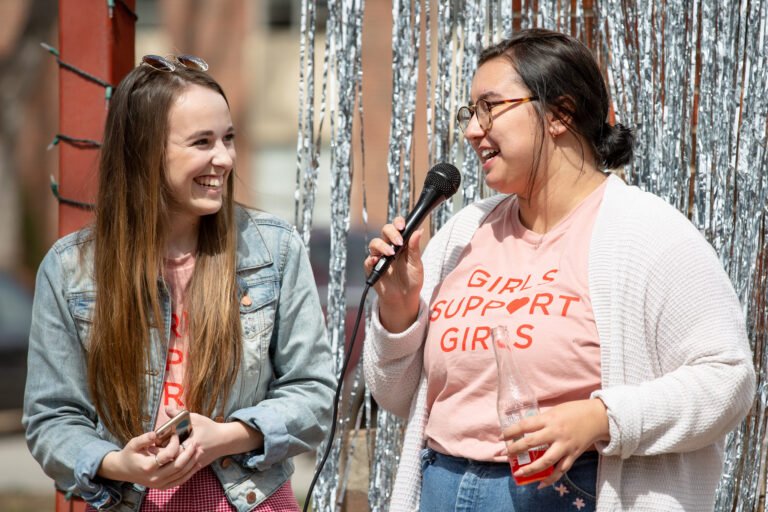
395, 236, 403, 246
386, 245, 396, 256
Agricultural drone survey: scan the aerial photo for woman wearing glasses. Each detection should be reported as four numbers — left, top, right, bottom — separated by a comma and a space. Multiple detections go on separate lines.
364, 29, 754, 511
23, 55, 334, 511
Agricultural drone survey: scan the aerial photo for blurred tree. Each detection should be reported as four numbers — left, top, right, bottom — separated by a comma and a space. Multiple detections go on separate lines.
0, 0, 58, 279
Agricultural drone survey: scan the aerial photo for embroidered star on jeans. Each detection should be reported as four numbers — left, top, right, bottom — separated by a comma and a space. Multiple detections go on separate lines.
555, 483, 569, 497
573, 497, 586, 510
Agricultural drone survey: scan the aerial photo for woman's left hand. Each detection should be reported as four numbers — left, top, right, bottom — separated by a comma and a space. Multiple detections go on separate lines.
165, 405, 264, 469
164, 406, 224, 468
500, 398, 609, 487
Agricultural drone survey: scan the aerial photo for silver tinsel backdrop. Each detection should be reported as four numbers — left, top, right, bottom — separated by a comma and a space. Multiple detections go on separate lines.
295, 0, 768, 510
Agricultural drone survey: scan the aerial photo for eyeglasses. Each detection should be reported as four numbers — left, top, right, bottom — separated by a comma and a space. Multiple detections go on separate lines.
456, 97, 538, 132
141, 54, 209, 73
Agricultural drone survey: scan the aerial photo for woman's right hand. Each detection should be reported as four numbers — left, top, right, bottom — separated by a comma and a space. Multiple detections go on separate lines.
364, 216, 424, 332
98, 430, 202, 489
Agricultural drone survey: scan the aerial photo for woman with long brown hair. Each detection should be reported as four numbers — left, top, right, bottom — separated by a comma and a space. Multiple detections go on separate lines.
24, 55, 334, 512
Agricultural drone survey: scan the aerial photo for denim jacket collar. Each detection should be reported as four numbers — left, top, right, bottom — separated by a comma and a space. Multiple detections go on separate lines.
234, 207, 274, 272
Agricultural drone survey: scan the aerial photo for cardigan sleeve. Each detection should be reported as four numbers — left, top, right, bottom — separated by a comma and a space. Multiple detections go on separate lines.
363, 195, 509, 420
362, 204, 466, 419
592, 228, 755, 458
363, 298, 430, 418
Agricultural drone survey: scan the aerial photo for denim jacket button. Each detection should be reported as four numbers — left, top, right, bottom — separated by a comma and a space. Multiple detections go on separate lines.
220, 457, 232, 469
246, 491, 257, 504
241, 295, 252, 307
214, 416, 225, 423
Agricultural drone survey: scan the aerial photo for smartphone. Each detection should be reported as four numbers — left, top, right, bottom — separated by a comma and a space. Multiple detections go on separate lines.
155, 410, 191, 446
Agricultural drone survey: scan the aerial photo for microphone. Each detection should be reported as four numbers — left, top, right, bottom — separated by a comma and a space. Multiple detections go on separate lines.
366, 163, 461, 286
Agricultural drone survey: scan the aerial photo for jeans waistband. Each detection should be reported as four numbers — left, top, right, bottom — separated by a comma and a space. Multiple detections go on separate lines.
430, 450, 507, 466
425, 447, 599, 467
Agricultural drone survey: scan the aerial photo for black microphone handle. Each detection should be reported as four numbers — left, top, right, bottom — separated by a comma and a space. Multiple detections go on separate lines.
366, 186, 443, 286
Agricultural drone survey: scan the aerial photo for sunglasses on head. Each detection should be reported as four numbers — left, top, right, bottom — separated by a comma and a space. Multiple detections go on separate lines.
141, 54, 209, 73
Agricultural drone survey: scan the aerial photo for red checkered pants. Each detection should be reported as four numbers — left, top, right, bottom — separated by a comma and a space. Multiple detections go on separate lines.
86, 466, 300, 511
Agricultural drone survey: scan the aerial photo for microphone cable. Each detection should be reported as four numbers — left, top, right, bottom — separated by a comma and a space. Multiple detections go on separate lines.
302, 282, 371, 512
301, 163, 460, 510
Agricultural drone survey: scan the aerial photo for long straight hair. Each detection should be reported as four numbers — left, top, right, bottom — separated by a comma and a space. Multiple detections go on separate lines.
88, 63, 241, 444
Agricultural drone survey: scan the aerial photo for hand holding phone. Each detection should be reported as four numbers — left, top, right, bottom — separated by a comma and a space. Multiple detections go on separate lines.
155, 410, 191, 447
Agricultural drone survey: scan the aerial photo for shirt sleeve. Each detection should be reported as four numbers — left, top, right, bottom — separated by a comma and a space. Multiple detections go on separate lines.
23, 245, 125, 508
592, 231, 755, 458
362, 296, 430, 418
361, 202, 475, 419
228, 229, 335, 470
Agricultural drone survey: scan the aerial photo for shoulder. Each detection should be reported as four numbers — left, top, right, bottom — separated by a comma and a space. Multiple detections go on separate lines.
235, 205, 295, 235
465, 193, 510, 217
433, 193, 509, 242
422, 193, 510, 281
234, 205, 303, 272
49, 226, 93, 254
601, 175, 707, 247
604, 175, 686, 221
36, 227, 95, 293
235, 205, 298, 247
44, 227, 93, 271
593, 176, 723, 284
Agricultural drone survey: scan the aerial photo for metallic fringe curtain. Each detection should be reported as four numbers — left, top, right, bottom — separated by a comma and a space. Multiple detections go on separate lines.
295, 0, 768, 510
296, 0, 366, 510
595, 0, 768, 509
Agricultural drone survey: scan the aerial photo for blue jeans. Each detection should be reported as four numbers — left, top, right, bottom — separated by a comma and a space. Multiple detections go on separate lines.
419, 448, 598, 512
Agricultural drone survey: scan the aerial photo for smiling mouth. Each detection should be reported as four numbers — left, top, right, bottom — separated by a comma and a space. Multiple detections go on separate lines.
194, 176, 223, 188
480, 148, 500, 163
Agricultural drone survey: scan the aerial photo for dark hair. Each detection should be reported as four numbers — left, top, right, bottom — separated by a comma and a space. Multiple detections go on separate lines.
479, 29, 634, 174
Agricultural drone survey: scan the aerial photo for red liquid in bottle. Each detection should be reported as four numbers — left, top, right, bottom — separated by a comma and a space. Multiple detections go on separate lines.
509, 448, 554, 485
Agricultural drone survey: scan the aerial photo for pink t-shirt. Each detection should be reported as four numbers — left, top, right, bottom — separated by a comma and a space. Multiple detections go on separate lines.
424, 180, 606, 462
94, 254, 297, 511
143, 253, 205, 510
154, 253, 195, 431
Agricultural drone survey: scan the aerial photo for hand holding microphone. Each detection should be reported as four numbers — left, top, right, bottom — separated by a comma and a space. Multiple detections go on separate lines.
364, 163, 461, 332
364, 215, 425, 331
307, 164, 460, 509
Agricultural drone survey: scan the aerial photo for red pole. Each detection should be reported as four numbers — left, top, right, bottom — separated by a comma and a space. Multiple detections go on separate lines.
55, 2, 135, 509
57, 0, 135, 237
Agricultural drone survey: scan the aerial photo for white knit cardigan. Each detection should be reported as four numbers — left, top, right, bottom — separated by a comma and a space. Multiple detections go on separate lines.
363, 175, 756, 512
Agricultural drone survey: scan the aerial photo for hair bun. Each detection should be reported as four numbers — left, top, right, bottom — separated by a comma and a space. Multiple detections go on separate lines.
597, 122, 634, 169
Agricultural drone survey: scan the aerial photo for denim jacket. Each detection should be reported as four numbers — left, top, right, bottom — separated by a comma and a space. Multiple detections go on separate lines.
23, 207, 335, 511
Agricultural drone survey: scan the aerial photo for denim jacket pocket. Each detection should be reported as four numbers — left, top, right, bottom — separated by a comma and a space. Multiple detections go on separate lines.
69, 292, 97, 348
239, 280, 278, 371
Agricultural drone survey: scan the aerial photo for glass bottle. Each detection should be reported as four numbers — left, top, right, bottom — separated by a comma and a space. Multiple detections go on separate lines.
491, 325, 554, 485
